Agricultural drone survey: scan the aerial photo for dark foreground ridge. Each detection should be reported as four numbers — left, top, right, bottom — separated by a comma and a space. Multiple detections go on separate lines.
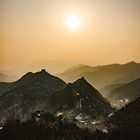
0, 108, 140, 140
0, 111, 106, 140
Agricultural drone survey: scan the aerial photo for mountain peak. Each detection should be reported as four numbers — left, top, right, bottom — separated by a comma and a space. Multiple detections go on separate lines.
126, 61, 137, 65
18, 69, 51, 82
73, 77, 89, 85
18, 72, 34, 82
17, 69, 65, 87
34, 69, 50, 77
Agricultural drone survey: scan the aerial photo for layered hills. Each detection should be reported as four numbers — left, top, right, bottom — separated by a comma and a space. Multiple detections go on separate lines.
107, 77, 140, 103
58, 61, 140, 90
0, 69, 113, 123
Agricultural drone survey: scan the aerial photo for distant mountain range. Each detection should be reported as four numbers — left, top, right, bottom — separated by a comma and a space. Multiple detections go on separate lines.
106, 77, 140, 103
0, 71, 17, 82
0, 69, 113, 123
100, 83, 126, 97
58, 61, 140, 90
0, 73, 10, 82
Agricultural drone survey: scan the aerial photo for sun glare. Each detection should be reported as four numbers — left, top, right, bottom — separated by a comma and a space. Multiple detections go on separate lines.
66, 14, 81, 30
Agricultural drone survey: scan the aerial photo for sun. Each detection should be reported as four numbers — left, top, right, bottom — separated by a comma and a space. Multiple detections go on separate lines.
66, 14, 81, 30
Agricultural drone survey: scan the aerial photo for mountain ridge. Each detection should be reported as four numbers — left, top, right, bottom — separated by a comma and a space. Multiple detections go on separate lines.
107, 77, 140, 103
0, 70, 114, 123
48, 77, 114, 120
0, 70, 67, 122
58, 61, 140, 90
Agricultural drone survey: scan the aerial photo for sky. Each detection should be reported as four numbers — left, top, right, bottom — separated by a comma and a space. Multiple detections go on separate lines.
0, 0, 140, 74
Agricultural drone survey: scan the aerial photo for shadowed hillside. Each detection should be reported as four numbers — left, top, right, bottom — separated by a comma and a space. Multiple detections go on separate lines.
107, 77, 140, 103
0, 70, 113, 123
103, 96, 140, 140
0, 70, 67, 122
48, 77, 114, 120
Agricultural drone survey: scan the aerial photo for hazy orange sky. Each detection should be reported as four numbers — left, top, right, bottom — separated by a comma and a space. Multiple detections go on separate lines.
0, 0, 140, 74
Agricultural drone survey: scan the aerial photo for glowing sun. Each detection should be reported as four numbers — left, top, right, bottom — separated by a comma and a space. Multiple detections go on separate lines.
66, 14, 81, 29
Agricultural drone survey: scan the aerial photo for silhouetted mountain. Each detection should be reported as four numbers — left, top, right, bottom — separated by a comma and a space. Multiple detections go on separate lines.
48, 77, 114, 121
0, 82, 14, 94
0, 69, 67, 122
106, 96, 140, 129
94, 97, 140, 140
58, 61, 140, 90
107, 77, 140, 103
0, 70, 114, 123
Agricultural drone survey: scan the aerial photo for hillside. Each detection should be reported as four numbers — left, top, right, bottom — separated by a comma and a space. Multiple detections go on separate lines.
0, 70, 114, 123
100, 83, 126, 97
0, 69, 67, 122
48, 77, 114, 121
107, 77, 140, 103
95, 96, 140, 140
106, 96, 140, 129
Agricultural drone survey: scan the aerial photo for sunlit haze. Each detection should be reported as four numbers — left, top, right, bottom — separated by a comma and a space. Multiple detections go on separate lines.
66, 14, 81, 30
0, 0, 140, 75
